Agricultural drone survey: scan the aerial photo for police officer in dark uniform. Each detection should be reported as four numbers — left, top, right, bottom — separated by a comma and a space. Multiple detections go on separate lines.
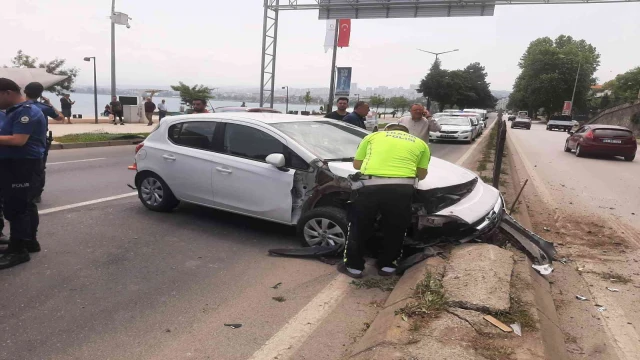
0, 110, 6, 243
24, 82, 64, 203
0, 78, 47, 269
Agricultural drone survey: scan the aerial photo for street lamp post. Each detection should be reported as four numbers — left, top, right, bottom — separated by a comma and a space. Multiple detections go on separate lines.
84, 57, 98, 124
355, 93, 360, 101
570, 59, 582, 112
110, 1, 132, 99
282, 86, 289, 114
417, 48, 459, 111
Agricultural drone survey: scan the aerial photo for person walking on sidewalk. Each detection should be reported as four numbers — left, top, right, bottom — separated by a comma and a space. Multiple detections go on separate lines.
398, 104, 441, 143
338, 123, 431, 279
324, 97, 350, 121
24, 82, 64, 204
110, 96, 124, 125
0, 78, 47, 269
144, 97, 156, 126
59, 94, 74, 124
158, 99, 167, 122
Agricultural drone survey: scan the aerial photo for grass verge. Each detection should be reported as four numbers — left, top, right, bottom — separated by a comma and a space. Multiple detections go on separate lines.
395, 271, 446, 318
598, 271, 633, 284
54, 132, 148, 143
351, 277, 399, 292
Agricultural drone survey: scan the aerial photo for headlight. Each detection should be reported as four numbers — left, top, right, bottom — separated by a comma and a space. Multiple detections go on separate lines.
460, 130, 472, 134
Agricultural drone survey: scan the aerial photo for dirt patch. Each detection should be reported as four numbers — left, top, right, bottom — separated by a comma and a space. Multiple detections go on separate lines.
351, 277, 399, 292
470, 335, 516, 360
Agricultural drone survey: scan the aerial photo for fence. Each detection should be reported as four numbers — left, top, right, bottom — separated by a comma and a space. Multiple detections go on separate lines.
492, 119, 507, 189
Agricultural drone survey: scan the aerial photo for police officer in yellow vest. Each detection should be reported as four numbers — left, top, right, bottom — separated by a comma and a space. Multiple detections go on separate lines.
339, 123, 431, 278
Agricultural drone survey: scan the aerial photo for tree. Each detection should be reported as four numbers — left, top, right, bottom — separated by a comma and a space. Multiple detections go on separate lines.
508, 35, 600, 118
418, 59, 452, 111
600, 93, 611, 109
388, 96, 410, 116
370, 95, 386, 112
610, 67, 640, 103
303, 90, 312, 111
170, 82, 214, 105
8, 50, 79, 95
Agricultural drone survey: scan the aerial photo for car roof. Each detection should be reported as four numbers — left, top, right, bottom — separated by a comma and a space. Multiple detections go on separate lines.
214, 106, 282, 113
163, 112, 325, 125
589, 124, 631, 130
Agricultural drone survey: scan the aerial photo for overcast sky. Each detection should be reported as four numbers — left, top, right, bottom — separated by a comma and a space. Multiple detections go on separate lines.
2, 0, 639, 91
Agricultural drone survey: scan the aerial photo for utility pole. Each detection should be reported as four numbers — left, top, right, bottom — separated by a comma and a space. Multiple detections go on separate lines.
326, 19, 339, 113
570, 60, 582, 113
110, 0, 116, 98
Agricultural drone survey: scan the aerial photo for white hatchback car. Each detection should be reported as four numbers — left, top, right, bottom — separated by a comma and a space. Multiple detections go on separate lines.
132, 113, 503, 246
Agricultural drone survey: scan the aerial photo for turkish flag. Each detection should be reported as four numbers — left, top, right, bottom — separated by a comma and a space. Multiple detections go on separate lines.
337, 19, 351, 47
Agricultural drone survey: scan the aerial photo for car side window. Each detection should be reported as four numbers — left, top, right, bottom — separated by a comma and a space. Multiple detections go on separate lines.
575, 126, 587, 134
169, 121, 217, 150
223, 123, 309, 170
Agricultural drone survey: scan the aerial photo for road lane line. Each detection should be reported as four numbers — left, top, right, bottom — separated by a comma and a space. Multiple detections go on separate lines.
39, 192, 138, 215
455, 117, 499, 166
248, 275, 351, 360
47, 158, 107, 165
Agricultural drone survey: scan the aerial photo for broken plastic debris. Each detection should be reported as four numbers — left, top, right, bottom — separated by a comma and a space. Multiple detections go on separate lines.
560, 258, 568, 264
271, 282, 282, 289
576, 295, 588, 301
224, 323, 242, 329
606, 287, 620, 292
597, 307, 607, 312
543, 227, 551, 231
532, 264, 554, 275
510, 323, 522, 336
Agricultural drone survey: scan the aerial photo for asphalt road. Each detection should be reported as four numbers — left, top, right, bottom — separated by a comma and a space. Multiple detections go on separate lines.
0, 116, 495, 360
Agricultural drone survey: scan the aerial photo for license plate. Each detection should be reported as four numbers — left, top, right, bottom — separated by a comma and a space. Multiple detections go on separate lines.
440, 135, 456, 138
602, 139, 622, 144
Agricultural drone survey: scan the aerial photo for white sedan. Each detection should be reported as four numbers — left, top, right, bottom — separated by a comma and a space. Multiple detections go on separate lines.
132, 113, 503, 246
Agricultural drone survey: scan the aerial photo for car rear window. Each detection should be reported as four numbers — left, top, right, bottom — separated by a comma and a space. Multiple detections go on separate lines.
594, 129, 633, 138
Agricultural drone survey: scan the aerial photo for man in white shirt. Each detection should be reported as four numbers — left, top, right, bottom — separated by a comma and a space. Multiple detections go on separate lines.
398, 104, 441, 143
158, 99, 168, 122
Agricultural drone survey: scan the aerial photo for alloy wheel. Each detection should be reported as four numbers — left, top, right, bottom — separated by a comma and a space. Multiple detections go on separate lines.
140, 177, 164, 206
303, 218, 346, 246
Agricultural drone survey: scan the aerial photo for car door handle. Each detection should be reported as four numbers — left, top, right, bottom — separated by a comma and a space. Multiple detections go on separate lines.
216, 167, 232, 174
162, 154, 176, 161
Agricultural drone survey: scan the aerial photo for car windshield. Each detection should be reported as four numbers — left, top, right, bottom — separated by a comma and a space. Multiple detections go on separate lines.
272, 121, 367, 160
438, 117, 471, 126
594, 129, 633, 138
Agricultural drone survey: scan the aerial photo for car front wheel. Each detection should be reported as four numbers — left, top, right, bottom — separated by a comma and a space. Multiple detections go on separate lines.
138, 172, 180, 212
297, 207, 348, 247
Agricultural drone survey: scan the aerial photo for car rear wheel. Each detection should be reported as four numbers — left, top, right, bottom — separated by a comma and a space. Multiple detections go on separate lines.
564, 140, 572, 152
575, 144, 584, 158
297, 207, 348, 247
624, 154, 635, 162
138, 173, 180, 212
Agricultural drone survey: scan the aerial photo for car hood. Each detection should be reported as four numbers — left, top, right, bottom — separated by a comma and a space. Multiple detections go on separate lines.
326, 157, 477, 191
437, 125, 472, 132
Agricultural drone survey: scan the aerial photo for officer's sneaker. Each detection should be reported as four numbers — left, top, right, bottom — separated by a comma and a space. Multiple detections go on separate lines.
0, 250, 30, 270
378, 267, 397, 277
337, 262, 364, 279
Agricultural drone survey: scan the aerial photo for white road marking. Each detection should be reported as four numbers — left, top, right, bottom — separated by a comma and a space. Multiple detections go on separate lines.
47, 158, 107, 165
455, 117, 499, 166
248, 275, 351, 360
38, 192, 138, 215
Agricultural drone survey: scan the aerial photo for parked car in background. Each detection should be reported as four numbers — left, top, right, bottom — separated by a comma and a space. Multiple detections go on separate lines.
131, 113, 503, 247
463, 109, 488, 125
429, 116, 478, 143
508, 115, 516, 121
452, 113, 484, 137
364, 111, 379, 132
546, 115, 573, 132
510, 117, 531, 130
214, 107, 282, 113
564, 125, 637, 161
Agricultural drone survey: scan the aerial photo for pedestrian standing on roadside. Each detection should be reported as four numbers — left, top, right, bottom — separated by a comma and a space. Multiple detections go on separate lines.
0, 78, 47, 269
110, 96, 125, 125
339, 123, 431, 279
59, 94, 74, 124
24, 82, 64, 204
398, 104, 441, 144
144, 97, 156, 126
191, 98, 209, 114
324, 97, 350, 121
341, 101, 368, 129
158, 99, 167, 122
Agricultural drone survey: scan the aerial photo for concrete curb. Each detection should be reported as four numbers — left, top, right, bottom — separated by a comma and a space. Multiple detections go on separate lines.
50, 139, 143, 150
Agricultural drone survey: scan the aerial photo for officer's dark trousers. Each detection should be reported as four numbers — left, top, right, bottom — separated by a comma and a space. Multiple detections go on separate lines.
0, 194, 4, 236
344, 184, 415, 271
0, 159, 41, 251
32, 139, 51, 199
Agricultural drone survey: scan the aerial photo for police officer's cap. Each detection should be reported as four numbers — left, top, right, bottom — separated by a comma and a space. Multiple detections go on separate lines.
384, 123, 409, 133
0, 78, 21, 93
24, 82, 45, 98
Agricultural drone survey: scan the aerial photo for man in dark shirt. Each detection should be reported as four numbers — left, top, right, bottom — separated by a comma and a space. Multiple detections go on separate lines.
324, 97, 349, 121
342, 101, 369, 129
59, 94, 74, 124
144, 97, 156, 126
192, 99, 209, 114
110, 96, 124, 125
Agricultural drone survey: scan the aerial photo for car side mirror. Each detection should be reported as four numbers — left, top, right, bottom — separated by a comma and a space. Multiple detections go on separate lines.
567, 131, 574, 135
266, 153, 287, 170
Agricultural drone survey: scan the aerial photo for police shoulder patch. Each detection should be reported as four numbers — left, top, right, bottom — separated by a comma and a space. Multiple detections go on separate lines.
20, 116, 30, 124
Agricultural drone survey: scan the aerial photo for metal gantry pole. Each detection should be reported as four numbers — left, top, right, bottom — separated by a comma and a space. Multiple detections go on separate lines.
259, 0, 280, 108
270, 0, 280, 108
259, 0, 269, 107
93, 58, 98, 124
110, 0, 116, 99
326, 19, 339, 113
